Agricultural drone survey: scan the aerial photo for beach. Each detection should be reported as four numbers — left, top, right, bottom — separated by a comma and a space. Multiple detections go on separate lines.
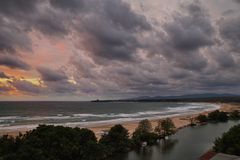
90, 103, 240, 138
1, 103, 239, 138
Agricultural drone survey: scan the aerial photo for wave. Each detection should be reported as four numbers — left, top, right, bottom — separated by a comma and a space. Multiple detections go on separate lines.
0, 103, 220, 130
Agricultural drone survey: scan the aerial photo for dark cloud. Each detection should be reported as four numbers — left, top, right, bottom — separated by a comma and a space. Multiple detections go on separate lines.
163, 1, 214, 51
0, 0, 239, 98
0, 0, 40, 18
233, 0, 240, 3
154, 0, 215, 71
0, 86, 11, 93
219, 16, 240, 52
50, 81, 77, 93
0, 55, 31, 70
0, 18, 32, 54
37, 67, 68, 82
50, 0, 84, 12
0, 72, 10, 79
11, 79, 43, 94
37, 67, 77, 94
74, 0, 151, 61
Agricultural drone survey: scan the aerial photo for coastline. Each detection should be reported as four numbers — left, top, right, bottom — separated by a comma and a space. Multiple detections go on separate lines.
0, 103, 239, 138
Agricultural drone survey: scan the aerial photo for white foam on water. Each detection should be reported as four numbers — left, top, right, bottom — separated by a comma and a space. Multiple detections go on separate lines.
0, 103, 220, 131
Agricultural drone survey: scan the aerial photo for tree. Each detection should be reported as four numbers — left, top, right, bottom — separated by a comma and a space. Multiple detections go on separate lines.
154, 120, 163, 137
99, 125, 131, 155
196, 114, 208, 123
229, 110, 240, 120
132, 119, 157, 147
159, 118, 176, 137
0, 125, 105, 160
213, 124, 240, 156
208, 110, 228, 122
135, 119, 153, 133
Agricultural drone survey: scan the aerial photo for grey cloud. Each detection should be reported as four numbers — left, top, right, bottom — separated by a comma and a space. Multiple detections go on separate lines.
163, 1, 214, 51
0, 86, 11, 93
37, 67, 68, 82
153, 0, 215, 71
0, 18, 32, 54
11, 79, 43, 94
0, 72, 10, 79
219, 16, 240, 52
0, 0, 40, 18
0, 0, 239, 98
233, 0, 240, 3
50, 0, 84, 12
0, 55, 31, 70
74, 0, 151, 61
50, 81, 77, 93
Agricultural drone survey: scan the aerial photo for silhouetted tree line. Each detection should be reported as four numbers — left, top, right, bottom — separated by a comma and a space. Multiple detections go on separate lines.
196, 110, 240, 124
0, 119, 176, 160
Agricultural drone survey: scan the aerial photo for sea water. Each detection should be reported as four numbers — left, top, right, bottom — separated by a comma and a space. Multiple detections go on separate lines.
0, 101, 219, 131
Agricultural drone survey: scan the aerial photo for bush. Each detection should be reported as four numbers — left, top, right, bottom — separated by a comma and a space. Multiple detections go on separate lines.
229, 110, 240, 120
135, 119, 153, 133
196, 114, 208, 123
208, 110, 228, 122
155, 118, 176, 137
213, 124, 240, 156
99, 124, 131, 155
132, 119, 158, 147
0, 125, 105, 160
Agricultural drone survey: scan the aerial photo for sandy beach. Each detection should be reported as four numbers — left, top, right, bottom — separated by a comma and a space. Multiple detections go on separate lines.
1, 103, 239, 138
90, 103, 240, 138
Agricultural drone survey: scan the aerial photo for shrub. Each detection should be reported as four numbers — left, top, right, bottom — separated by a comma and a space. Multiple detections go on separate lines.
99, 124, 131, 155
132, 119, 157, 147
0, 125, 105, 160
155, 118, 176, 137
196, 114, 208, 123
213, 124, 240, 156
229, 110, 240, 120
208, 110, 228, 122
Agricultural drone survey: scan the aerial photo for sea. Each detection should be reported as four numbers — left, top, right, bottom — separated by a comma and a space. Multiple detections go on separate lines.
0, 101, 220, 132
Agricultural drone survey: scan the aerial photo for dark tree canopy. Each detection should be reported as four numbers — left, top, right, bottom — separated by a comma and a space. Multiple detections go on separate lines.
213, 124, 240, 156
208, 110, 228, 122
229, 110, 240, 120
132, 119, 158, 147
0, 125, 105, 160
99, 124, 131, 155
196, 114, 208, 123
156, 118, 176, 137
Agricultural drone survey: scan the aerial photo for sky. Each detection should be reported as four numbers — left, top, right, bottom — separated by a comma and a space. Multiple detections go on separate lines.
0, 0, 239, 101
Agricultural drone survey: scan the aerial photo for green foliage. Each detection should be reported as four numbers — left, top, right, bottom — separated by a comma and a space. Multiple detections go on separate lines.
208, 110, 228, 122
196, 114, 208, 123
213, 124, 240, 156
99, 125, 131, 155
229, 110, 240, 120
132, 119, 158, 147
135, 119, 153, 133
132, 130, 158, 147
0, 125, 105, 160
158, 118, 176, 137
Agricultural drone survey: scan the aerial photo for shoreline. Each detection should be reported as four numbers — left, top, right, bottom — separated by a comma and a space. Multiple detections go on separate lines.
0, 103, 239, 138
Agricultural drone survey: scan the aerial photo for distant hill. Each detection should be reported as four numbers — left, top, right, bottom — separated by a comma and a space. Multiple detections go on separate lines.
130, 93, 239, 100
92, 93, 240, 103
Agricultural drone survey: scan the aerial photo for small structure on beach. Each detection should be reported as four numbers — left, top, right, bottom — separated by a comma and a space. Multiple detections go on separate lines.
200, 151, 240, 160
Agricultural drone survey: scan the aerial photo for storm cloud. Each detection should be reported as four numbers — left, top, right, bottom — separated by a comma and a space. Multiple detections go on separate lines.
0, 55, 30, 70
0, 0, 239, 100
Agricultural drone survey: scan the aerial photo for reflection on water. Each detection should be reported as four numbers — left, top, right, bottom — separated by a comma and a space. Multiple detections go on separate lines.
115, 121, 240, 160
160, 139, 179, 153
